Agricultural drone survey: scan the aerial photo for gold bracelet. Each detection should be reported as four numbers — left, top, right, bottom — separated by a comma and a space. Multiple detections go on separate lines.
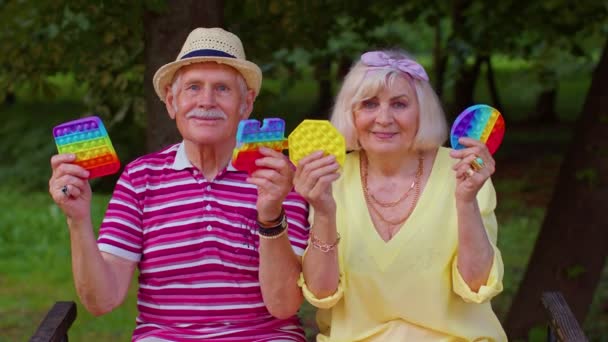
258, 227, 288, 240
310, 231, 341, 253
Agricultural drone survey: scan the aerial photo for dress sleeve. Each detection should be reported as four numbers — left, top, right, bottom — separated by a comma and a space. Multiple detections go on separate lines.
452, 179, 504, 304
297, 245, 346, 309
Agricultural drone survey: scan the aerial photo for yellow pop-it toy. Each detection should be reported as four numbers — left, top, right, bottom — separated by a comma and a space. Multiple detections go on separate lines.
288, 120, 345, 166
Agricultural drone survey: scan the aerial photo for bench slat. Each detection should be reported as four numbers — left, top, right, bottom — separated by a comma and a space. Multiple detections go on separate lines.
30, 301, 77, 342
541, 292, 588, 342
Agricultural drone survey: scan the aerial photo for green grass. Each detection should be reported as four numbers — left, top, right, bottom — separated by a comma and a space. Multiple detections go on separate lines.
0, 189, 138, 341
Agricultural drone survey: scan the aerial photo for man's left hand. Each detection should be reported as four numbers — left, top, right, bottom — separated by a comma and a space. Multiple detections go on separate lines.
247, 146, 295, 222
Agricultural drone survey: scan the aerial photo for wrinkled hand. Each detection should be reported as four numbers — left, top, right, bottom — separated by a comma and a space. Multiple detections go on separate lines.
49, 154, 92, 222
293, 151, 341, 217
449, 137, 496, 202
247, 147, 295, 222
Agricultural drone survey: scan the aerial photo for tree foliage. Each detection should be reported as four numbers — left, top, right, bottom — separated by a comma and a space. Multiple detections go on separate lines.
1, 0, 605, 122
0, 1, 166, 125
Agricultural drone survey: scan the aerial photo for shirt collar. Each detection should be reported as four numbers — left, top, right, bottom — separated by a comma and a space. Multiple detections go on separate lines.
172, 141, 238, 172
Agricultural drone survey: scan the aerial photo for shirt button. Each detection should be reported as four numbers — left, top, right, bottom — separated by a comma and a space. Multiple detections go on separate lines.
206, 185, 211, 191
206, 204, 211, 210
207, 225, 212, 231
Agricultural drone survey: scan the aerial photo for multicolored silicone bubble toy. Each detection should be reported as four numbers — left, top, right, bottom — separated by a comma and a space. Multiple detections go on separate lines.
288, 119, 345, 167
231, 118, 346, 174
232, 118, 289, 174
450, 104, 505, 155
53, 116, 121, 179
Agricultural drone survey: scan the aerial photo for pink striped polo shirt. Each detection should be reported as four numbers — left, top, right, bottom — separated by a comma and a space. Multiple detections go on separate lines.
98, 142, 310, 342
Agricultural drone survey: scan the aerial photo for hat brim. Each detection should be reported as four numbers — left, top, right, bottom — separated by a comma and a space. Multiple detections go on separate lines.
153, 56, 262, 102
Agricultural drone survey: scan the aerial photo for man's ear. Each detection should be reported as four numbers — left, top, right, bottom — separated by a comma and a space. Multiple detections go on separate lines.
165, 87, 177, 120
240, 89, 256, 119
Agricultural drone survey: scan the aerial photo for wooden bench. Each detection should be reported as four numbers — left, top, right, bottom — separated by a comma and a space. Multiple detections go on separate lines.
30, 301, 77, 342
28, 292, 588, 341
541, 292, 588, 342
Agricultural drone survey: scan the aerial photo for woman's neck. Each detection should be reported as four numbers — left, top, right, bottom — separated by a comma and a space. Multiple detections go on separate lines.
362, 149, 422, 178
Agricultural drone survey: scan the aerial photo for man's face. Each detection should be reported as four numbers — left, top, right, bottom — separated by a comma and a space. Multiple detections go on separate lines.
165, 62, 254, 147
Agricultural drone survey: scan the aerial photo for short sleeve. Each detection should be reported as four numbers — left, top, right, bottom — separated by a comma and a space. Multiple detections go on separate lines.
98, 167, 144, 262
284, 191, 311, 256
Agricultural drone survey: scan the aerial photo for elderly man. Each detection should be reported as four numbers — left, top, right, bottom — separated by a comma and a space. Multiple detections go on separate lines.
49, 28, 309, 341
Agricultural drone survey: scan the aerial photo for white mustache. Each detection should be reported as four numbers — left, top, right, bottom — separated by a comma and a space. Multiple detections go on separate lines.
185, 108, 227, 120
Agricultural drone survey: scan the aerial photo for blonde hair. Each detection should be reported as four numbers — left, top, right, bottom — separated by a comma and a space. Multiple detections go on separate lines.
330, 50, 448, 152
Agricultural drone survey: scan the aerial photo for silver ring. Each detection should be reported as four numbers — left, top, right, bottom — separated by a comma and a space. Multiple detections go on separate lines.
61, 185, 70, 197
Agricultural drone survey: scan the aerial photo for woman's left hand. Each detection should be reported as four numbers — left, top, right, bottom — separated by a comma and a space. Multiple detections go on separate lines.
449, 137, 496, 202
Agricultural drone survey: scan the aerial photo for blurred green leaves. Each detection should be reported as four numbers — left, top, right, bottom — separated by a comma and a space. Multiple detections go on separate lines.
0, 0, 146, 127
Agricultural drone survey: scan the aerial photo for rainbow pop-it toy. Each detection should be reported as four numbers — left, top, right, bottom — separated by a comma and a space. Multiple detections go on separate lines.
53, 116, 120, 179
450, 104, 505, 155
288, 120, 345, 166
232, 118, 289, 174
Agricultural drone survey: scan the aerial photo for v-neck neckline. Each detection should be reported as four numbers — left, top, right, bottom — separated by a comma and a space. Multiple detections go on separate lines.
350, 149, 444, 270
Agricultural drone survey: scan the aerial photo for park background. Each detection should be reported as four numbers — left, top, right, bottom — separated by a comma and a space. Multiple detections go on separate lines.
0, 1, 607, 341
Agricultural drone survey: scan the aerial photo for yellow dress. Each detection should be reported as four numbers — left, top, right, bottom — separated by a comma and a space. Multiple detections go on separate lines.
298, 148, 507, 342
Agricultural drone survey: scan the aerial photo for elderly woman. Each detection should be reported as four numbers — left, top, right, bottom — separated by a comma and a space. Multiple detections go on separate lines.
294, 50, 507, 341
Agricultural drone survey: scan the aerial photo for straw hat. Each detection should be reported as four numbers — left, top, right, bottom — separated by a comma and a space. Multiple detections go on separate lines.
153, 27, 262, 102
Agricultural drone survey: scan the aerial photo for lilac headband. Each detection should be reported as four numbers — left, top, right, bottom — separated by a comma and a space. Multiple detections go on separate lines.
360, 51, 429, 82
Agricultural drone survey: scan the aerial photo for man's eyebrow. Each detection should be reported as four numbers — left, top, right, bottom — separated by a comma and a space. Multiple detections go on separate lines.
182, 78, 201, 85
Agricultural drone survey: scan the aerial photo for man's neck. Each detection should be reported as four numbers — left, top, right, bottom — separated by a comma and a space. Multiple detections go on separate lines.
184, 140, 235, 181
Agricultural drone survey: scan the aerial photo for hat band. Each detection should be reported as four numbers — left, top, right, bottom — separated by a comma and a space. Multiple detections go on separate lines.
181, 49, 236, 60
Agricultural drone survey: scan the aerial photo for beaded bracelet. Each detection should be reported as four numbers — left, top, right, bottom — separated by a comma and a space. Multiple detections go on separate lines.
258, 223, 287, 237
258, 226, 288, 240
258, 209, 288, 238
257, 208, 285, 228
310, 231, 341, 253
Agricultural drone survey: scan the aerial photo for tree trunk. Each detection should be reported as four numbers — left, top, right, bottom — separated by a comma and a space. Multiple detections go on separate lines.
485, 56, 503, 111
337, 56, 352, 81
448, 0, 476, 118
504, 37, 608, 340
533, 87, 558, 123
450, 55, 483, 118
4, 90, 15, 105
310, 59, 333, 119
432, 20, 448, 99
143, 0, 224, 153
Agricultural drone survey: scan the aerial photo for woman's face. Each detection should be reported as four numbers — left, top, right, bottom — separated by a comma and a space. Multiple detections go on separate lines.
353, 75, 419, 156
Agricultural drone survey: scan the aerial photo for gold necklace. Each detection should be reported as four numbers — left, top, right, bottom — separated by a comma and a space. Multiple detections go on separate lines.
361, 152, 424, 226
369, 177, 415, 208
